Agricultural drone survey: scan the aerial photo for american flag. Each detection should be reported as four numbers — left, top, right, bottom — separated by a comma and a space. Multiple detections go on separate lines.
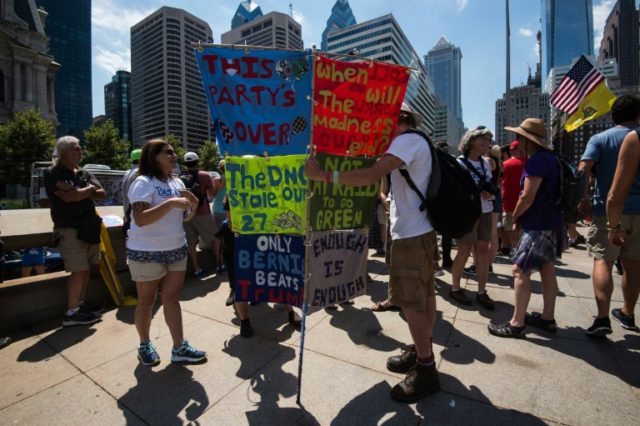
549, 56, 604, 115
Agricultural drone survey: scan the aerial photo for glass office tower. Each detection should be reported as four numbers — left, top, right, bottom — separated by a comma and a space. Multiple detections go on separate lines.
321, 0, 357, 51
38, 0, 92, 138
541, 0, 593, 83
425, 37, 463, 122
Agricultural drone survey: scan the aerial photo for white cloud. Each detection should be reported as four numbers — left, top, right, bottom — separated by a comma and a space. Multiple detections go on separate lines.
92, 0, 154, 35
95, 46, 131, 74
519, 27, 534, 37
593, 0, 615, 50
456, 0, 469, 12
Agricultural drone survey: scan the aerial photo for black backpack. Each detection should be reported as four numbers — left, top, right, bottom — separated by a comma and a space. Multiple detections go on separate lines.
398, 129, 481, 239
549, 155, 583, 213
179, 170, 206, 208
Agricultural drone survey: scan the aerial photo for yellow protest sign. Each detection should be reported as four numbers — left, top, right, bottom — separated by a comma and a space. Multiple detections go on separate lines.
226, 155, 308, 235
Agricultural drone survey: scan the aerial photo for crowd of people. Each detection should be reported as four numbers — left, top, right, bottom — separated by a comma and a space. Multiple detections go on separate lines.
36, 93, 639, 403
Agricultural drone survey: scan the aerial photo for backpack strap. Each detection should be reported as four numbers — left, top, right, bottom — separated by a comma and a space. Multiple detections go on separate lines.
397, 129, 435, 212
398, 168, 428, 212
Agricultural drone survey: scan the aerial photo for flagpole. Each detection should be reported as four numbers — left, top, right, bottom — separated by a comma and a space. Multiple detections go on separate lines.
505, 0, 511, 133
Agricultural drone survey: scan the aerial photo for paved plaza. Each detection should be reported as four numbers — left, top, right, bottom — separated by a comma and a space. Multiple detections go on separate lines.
1, 243, 638, 425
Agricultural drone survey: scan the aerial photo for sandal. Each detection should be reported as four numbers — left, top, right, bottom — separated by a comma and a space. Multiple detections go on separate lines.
525, 312, 557, 332
488, 322, 526, 338
371, 302, 399, 312
449, 289, 472, 306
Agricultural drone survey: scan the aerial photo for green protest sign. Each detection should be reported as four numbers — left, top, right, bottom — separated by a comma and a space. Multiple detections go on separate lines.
310, 153, 379, 231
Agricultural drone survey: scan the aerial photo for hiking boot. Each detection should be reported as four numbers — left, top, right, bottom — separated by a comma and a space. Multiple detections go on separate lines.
390, 363, 440, 403
488, 322, 526, 338
524, 312, 557, 332
138, 340, 160, 366
476, 292, 495, 310
62, 310, 101, 327
449, 289, 472, 306
433, 268, 445, 278
387, 344, 417, 373
585, 316, 612, 337
463, 265, 476, 276
79, 301, 104, 316
240, 319, 253, 338
171, 340, 207, 363
611, 308, 638, 331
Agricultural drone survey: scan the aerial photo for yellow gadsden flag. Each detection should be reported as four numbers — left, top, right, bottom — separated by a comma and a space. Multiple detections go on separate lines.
564, 81, 617, 132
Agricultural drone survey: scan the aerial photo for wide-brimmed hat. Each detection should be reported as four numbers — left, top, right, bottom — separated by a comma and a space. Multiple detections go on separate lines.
400, 102, 423, 127
504, 118, 550, 150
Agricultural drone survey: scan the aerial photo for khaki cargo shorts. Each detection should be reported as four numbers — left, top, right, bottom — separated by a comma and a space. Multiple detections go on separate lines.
184, 214, 218, 245
54, 228, 101, 272
389, 231, 436, 311
587, 215, 640, 262
128, 257, 188, 282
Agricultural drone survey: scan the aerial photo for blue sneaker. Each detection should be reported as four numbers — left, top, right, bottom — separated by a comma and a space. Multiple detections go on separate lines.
138, 340, 160, 366
171, 340, 207, 363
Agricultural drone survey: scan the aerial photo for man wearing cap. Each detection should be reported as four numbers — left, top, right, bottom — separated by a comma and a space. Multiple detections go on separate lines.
305, 102, 440, 403
181, 152, 217, 277
578, 94, 640, 336
122, 148, 141, 230
489, 118, 562, 338
500, 140, 525, 256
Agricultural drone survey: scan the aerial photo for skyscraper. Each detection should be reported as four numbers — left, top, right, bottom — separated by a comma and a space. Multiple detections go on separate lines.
37, 0, 92, 138
130, 7, 213, 150
221, 11, 303, 49
599, 0, 639, 88
326, 14, 436, 135
425, 36, 463, 121
104, 71, 132, 142
231, 1, 263, 29
541, 0, 594, 84
321, 0, 356, 51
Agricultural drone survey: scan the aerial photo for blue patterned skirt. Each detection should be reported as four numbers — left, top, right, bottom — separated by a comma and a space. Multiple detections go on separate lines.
512, 230, 563, 273
126, 245, 188, 264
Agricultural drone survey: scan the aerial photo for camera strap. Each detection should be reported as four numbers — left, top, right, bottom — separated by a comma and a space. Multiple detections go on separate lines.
460, 156, 489, 185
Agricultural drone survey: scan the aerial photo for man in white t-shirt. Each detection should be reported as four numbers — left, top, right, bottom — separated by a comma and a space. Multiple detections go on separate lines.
305, 102, 440, 403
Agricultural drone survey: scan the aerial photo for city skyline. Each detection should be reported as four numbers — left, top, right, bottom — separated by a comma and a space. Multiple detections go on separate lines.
91, 0, 620, 137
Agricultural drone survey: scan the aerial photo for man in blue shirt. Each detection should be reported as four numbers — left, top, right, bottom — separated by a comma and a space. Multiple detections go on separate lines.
579, 95, 640, 336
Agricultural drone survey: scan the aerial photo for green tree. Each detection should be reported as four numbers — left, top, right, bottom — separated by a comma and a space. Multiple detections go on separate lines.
164, 134, 186, 169
83, 120, 129, 170
0, 109, 55, 198
198, 139, 220, 171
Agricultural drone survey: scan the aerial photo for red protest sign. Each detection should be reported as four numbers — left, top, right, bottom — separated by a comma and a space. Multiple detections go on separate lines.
312, 55, 410, 157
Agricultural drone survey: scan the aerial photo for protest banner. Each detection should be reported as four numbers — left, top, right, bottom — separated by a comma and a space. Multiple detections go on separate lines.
195, 46, 312, 156
233, 234, 305, 307
312, 54, 409, 157
225, 155, 307, 235
310, 153, 379, 231
305, 229, 368, 313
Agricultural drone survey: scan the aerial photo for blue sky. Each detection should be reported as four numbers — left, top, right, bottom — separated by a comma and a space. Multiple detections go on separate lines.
91, 0, 618, 133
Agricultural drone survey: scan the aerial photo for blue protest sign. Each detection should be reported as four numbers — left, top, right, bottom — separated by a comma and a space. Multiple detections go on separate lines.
233, 234, 305, 307
195, 46, 312, 156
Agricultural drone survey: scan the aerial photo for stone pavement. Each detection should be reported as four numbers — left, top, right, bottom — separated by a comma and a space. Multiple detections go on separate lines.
1, 243, 638, 425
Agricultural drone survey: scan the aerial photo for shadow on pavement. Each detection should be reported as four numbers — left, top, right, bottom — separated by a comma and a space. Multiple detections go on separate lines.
223, 337, 319, 425
325, 304, 405, 352
526, 327, 640, 388
424, 372, 549, 425
118, 363, 209, 425
332, 381, 422, 424
18, 325, 97, 362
